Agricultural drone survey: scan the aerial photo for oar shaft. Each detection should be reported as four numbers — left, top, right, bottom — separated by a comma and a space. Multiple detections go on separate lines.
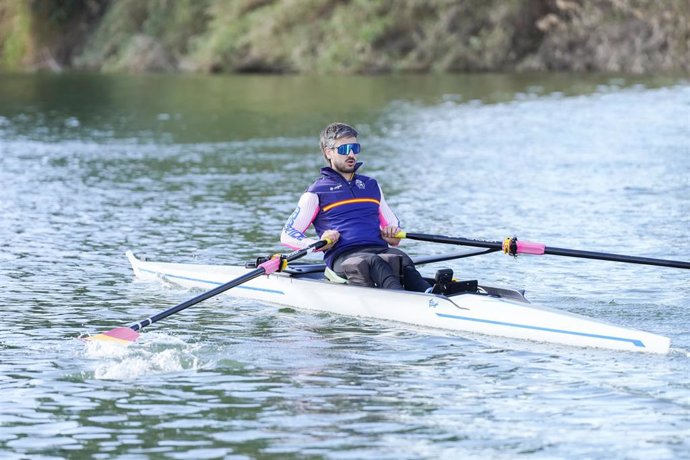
403, 232, 503, 250
132, 267, 265, 331
129, 239, 328, 332
544, 246, 690, 269
401, 232, 690, 269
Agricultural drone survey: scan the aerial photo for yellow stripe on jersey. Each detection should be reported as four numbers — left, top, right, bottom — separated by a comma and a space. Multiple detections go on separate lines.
322, 198, 380, 212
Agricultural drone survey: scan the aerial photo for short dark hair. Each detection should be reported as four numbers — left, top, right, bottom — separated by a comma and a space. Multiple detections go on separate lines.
319, 122, 358, 155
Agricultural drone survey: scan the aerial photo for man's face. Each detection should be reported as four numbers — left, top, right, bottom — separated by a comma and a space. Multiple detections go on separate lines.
326, 136, 358, 176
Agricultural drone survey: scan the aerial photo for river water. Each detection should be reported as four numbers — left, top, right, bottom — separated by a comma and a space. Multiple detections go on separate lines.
1, 73, 689, 459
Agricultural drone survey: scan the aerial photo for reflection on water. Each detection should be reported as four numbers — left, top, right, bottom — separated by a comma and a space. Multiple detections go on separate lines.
0, 72, 683, 142
1, 73, 689, 458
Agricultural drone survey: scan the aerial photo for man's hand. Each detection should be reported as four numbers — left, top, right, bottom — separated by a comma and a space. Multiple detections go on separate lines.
320, 230, 340, 251
381, 225, 401, 246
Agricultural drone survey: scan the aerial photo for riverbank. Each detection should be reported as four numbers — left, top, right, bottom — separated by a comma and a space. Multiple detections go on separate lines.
1, 0, 688, 74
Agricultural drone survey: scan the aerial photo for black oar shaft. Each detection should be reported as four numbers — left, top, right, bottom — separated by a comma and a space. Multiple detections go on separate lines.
544, 246, 690, 269
129, 239, 328, 332
405, 233, 503, 250
133, 268, 266, 331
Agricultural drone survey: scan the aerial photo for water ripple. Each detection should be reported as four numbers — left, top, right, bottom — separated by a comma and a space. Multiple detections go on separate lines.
1, 77, 688, 459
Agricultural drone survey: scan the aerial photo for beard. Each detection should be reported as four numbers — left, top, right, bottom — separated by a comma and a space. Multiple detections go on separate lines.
332, 158, 356, 174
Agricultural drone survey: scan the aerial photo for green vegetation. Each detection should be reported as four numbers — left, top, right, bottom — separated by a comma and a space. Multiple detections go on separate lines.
0, 1, 31, 71
0, 0, 688, 74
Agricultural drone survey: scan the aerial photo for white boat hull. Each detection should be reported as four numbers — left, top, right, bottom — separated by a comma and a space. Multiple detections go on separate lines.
126, 251, 670, 354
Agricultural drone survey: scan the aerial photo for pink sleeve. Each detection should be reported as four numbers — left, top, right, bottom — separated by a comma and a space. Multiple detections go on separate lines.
281, 192, 320, 249
378, 185, 400, 228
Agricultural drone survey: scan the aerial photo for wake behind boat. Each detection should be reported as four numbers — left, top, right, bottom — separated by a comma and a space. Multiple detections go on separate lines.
124, 251, 671, 354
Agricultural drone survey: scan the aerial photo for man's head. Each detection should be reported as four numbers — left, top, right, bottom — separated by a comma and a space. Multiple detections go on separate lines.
320, 122, 358, 160
320, 123, 360, 176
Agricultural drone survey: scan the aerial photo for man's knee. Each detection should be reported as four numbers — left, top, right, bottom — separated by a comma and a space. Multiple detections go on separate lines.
340, 255, 375, 287
382, 248, 414, 268
340, 253, 403, 289
383, 249, 430, 292
377, 253, 403, 278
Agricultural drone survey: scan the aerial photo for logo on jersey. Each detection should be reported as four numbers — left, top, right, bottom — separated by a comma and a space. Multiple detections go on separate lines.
329, 184, 343, 191
355, 179, 366, 189
284, 207, 305, 240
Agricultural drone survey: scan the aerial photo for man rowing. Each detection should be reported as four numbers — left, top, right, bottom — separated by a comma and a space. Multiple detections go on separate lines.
281, 122, 431, 292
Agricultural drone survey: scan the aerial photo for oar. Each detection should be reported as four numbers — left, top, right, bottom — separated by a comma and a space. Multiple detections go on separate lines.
396, 231, 690, 270
86, 239, 330, 344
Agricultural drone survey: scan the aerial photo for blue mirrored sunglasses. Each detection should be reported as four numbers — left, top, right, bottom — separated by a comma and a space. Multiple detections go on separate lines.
333, 143, 361, 155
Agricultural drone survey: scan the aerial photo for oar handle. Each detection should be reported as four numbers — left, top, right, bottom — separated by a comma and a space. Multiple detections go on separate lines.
257, 237, 331, 274
130, 238, 329, 331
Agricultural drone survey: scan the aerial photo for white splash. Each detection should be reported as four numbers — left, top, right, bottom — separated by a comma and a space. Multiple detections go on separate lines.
82, 332, 203, 380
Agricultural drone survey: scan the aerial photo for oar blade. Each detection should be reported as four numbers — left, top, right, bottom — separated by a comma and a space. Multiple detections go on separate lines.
86, 327, 140, 345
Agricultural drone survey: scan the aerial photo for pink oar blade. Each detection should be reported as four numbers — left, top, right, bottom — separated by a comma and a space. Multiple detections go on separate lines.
86, 327, 140, 344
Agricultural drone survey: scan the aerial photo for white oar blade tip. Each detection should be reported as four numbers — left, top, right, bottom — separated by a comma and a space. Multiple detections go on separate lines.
86, 327, 140, 345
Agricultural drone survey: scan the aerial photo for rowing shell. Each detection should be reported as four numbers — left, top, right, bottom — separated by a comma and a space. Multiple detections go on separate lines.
126, 251, 670, 354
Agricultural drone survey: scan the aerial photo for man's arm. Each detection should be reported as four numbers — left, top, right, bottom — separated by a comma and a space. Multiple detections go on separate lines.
378, 185, 402, 246
281, 192, 320, 249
